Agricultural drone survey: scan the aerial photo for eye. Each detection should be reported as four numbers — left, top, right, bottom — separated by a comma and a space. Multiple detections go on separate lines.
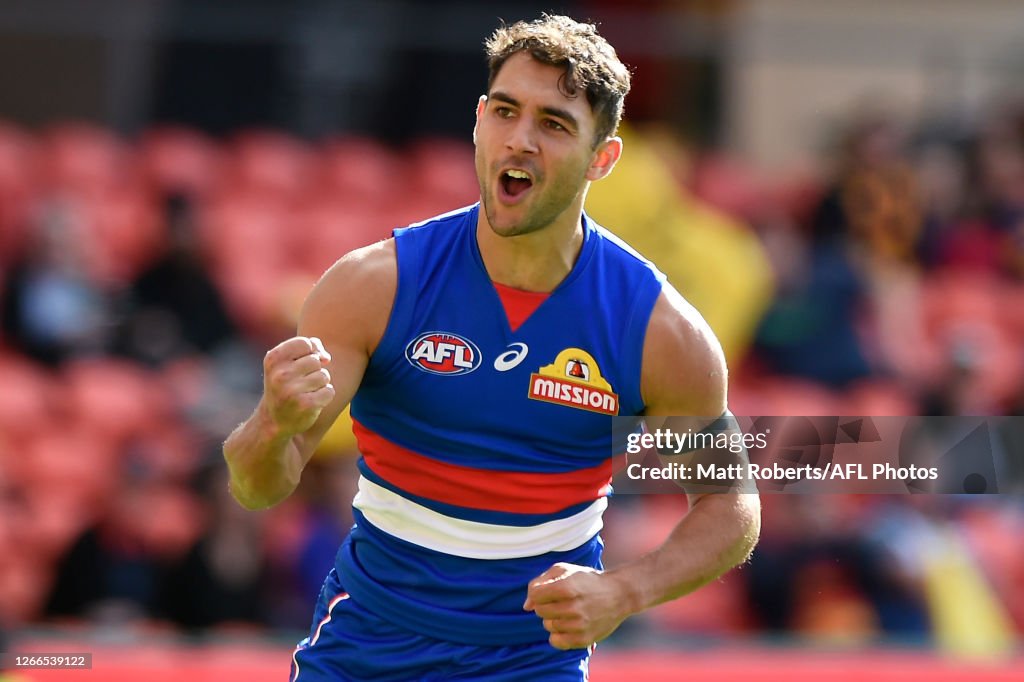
544, 119, 567, 132
494, 106, 515, 118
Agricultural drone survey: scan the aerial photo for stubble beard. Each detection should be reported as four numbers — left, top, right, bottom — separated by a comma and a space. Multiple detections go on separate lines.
476, 163, 588, 239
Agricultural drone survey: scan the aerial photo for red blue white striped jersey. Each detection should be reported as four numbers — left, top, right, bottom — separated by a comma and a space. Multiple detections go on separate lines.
339, 203, 665, 645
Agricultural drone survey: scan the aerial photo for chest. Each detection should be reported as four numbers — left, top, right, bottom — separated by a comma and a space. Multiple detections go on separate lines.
361, 271, 639, 454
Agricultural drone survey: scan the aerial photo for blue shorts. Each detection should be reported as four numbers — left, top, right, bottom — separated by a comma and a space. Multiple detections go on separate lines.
290, 569, 592, 681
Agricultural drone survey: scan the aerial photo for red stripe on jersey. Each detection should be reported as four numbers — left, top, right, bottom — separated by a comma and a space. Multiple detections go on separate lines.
353, 420, 612, 514
492, 281, 549, 332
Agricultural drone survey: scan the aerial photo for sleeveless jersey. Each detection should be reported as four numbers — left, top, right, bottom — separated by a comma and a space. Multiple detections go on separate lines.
340, 203, 665, 646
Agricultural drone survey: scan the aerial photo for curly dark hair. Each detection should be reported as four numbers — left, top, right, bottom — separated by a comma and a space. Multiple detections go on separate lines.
484, 14, 631, 146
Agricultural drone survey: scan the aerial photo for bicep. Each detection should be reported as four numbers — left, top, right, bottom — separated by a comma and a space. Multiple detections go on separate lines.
640, 286, 741, 500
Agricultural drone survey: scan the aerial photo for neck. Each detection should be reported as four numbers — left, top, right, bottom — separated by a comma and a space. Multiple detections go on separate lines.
476, 204, 586, 293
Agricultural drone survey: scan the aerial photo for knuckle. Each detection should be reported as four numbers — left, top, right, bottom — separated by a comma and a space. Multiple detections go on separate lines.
270, 368, 292, 392
291, 336, 313, 352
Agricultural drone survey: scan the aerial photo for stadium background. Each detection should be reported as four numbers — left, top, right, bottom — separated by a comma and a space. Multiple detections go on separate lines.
0, 0, 1022, 679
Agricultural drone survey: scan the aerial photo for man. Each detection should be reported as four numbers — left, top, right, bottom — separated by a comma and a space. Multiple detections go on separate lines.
224, 14, 760, 681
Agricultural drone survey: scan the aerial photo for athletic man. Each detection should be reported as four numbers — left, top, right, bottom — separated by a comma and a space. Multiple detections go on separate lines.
224, 14, 760, 681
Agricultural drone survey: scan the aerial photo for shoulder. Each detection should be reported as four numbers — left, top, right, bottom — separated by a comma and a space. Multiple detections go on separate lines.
398, 203, 478, 239
298, 239, 396, 355
588, 216, 662, 273
640, 283, 727, 417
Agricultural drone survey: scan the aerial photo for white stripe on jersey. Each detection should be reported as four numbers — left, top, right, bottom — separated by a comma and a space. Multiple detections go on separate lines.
353, 475, 606, 560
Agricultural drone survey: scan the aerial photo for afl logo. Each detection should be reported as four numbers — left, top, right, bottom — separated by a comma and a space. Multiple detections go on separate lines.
405, 331, 482, 375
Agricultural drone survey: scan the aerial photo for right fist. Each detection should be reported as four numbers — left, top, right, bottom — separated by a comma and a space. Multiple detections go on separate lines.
262, 336, 336, 435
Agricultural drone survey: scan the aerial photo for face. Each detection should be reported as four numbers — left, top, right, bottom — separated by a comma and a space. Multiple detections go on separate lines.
474, 52, 620, 237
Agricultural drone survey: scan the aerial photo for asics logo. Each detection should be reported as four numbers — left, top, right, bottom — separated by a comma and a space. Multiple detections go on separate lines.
493, 342, 529, 371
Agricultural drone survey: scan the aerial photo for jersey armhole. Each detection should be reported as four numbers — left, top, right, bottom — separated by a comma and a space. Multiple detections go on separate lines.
366, 231, 418, 368
621, 268, 667, 412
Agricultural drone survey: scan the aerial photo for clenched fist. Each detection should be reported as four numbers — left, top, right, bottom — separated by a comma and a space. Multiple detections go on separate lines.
262, 336, 336, 435
523, 563, 632, 650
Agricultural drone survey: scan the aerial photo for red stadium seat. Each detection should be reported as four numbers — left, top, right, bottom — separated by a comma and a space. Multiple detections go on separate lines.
74, 189, 163, 284
0, 121, 41, 265
289, 199, 392, 275
0, 553, 51, 623
218, 256, 295, 339
0, 352, 58, 447
225, 129, 316, 200
919, 272, 1024, 409
19, 482, 104, 561
317, 136, 406, 208
198, 192, 297, 334
996, 281, 1024, 346
199, 191, 291, 271
38, 122, 138, 198
137, 126, 227, 198
407, 137, 480, 208
62, 357, 170, 446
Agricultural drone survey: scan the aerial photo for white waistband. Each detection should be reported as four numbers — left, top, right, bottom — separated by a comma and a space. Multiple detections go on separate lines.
353, 475, 606, 560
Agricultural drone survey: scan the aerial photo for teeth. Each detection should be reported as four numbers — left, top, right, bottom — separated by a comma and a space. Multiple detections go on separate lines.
506, 169, 530, 180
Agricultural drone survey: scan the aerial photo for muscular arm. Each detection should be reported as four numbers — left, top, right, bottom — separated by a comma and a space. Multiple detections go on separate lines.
608, 285, 761, 611
525, 284, 761, 649
223, 240, 395, 509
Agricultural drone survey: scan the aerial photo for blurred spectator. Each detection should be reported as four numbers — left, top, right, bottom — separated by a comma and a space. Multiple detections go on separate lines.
913, 138, 971, 269
1, 197, 113, 366
746, 496, 930, 641
115, 193, 241, 366
44, 479, 198, 625
160, 466, 269, 632
753, 235, 873, 387
754, 110, 928, 388
813, 113, 923, 262
922, 108, 1024, 279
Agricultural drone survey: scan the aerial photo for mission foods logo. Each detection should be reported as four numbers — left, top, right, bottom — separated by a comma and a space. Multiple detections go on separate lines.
528, 348, 619, 415
405, 331, 481, 375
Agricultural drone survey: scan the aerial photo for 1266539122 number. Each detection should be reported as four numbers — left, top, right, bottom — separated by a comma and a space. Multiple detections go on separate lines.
7, 653, 92, 669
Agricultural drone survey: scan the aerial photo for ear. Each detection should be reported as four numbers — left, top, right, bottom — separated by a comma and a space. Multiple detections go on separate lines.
585, 136, 623, 182
472, 95, 487, 145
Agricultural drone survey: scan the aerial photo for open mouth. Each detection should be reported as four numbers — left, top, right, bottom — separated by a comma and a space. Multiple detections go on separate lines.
499, 169, 533, 201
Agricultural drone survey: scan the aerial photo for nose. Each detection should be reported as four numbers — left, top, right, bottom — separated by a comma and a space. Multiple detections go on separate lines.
505, 117, 539, 155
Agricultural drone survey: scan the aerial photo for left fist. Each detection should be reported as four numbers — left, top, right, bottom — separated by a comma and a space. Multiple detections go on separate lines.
523, 562, 631, 650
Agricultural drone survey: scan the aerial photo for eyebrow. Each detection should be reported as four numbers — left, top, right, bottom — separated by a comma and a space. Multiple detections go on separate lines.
489, 91, 580, 133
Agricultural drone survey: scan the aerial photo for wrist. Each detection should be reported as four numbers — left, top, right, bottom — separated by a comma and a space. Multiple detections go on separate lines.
604, 566, 646, 619
254, 400, 294, 444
